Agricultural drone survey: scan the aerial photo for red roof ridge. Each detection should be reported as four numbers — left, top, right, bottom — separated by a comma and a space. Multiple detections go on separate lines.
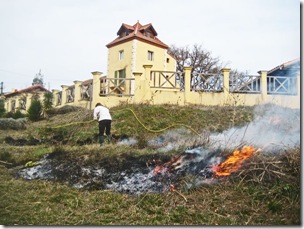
267, 57, 300, 74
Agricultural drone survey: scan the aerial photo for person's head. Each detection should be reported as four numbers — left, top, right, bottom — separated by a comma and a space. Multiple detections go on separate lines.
95, 103, 102, 107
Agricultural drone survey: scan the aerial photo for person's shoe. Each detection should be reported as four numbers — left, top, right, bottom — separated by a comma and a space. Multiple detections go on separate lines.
106, 135, 112, 144
99, 136, 104, 145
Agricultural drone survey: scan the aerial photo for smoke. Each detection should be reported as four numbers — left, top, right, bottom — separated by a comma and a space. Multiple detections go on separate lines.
209, 104, 300, 152
148, 127, 208, 152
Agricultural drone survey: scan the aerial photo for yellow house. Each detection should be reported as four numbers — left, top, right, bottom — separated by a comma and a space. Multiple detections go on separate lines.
105, 21, 176, 96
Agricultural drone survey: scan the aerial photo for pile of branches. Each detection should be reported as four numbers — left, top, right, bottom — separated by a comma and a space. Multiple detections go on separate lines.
230, 147, 300, 185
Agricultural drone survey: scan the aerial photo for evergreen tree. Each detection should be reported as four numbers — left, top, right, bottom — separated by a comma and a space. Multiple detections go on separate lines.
42, 92, 53, 118
27, 100, 42, 121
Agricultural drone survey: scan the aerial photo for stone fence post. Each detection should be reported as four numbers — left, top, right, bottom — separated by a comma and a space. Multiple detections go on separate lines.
222, 68, 231, 98
184, 66, 192, 104
141, 65, 152, 103
73, 80, 83, 103
52, 89, 59, 106
132, 72, 143, 103
258, 70, 268, 98
91, 71, 102, 108
61, 85, 69, 105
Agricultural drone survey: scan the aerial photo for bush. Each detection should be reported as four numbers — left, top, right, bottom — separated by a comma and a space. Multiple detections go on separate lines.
12, 110, 26, 119
48, 105, 84, 115
0, 118, 27, 130
28, 100, 42, 121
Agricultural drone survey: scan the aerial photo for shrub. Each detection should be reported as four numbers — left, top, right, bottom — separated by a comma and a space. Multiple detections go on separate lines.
12, 110, 26, 119
0, 118, 27, 130
28, 100, 42, 121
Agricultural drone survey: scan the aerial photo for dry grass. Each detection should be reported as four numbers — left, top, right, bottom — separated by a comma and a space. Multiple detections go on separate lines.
0, 104, 300, 225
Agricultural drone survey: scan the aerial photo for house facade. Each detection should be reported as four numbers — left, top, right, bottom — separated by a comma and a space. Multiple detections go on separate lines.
3, 85, 50, 113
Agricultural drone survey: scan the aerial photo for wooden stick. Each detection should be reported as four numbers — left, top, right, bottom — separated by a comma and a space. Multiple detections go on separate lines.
0, 160, 13, 165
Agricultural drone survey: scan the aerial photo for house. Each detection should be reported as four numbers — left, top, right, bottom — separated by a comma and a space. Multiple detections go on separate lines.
105, 21, 176, 95
3, 84, 50, 113
267, 58, 300, 95
267, 58, 300, 77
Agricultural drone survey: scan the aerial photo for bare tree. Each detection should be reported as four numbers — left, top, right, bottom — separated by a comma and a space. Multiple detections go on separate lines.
168, 44, 222, 75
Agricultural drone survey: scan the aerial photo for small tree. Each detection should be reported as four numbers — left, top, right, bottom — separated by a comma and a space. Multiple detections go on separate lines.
28, 100, 42, 121
42, 92, 53, 118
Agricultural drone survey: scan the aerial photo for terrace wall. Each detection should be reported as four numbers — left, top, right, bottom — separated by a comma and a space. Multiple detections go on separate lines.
4, 66, 300, 113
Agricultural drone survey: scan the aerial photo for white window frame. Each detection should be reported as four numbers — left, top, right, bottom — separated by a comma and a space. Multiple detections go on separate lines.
119, 50, 124, 60
148, 51, 154, 61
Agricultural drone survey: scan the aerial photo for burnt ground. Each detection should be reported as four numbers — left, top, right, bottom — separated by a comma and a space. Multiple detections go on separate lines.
15, 146, 221, 195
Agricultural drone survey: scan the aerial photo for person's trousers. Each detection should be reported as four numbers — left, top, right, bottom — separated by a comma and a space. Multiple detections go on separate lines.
98, 119, 112, 137
99, 120, 112, 144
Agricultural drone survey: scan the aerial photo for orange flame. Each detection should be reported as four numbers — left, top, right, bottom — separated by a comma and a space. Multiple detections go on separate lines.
152, 155, 181, 176
213, 145, 256, 177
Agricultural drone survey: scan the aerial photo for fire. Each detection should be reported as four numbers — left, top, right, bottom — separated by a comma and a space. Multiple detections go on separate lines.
213, 145, 256, 177
152, 155, 181, 176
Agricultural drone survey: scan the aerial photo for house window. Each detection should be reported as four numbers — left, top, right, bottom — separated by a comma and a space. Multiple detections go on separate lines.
119, 50, 124, 60
166, 58, 170, 63
148, 51, 154, 61
114, 68, 126, 86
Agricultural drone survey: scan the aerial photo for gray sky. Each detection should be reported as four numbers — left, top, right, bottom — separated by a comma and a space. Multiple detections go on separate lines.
0, 0, 300, 91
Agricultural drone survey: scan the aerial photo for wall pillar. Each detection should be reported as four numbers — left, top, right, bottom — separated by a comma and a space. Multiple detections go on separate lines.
25, 94, 32, 111
52, 89, 59, 107
4, 99, 9, 112
222, 68, 231, 99
133, 72, 143, 103
142, 65, 153, 103
73, 80, 83, 103
61, 85, 69, 105
92, 71, 102, 109
14, 95, 21, 110
258, 70, 268, 98
184, 66, 192, 104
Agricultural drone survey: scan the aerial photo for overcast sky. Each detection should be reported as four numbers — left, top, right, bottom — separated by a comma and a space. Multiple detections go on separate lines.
0, 0, 300, 91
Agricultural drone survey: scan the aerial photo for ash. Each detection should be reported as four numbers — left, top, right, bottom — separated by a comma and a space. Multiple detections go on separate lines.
17, 146, 223, 194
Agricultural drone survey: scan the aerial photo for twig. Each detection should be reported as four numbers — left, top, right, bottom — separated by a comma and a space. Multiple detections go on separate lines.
173, 190, 187, 202
0, 160, 13, 165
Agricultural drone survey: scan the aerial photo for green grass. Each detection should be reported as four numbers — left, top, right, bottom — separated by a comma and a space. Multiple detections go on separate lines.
0, 104, 300, 225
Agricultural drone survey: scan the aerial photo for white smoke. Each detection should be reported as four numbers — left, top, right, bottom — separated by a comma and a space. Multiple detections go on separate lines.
210, 104, 300, 152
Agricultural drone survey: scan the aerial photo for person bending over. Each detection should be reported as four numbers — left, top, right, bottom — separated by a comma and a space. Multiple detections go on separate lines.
93, 103, 112, 145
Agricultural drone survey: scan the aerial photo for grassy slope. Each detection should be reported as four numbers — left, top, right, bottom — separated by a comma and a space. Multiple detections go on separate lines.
0, 104, 300, 225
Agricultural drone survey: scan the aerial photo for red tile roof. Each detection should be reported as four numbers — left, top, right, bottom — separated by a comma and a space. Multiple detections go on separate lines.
4, 84, 50, 98
106, 21, 168, 49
